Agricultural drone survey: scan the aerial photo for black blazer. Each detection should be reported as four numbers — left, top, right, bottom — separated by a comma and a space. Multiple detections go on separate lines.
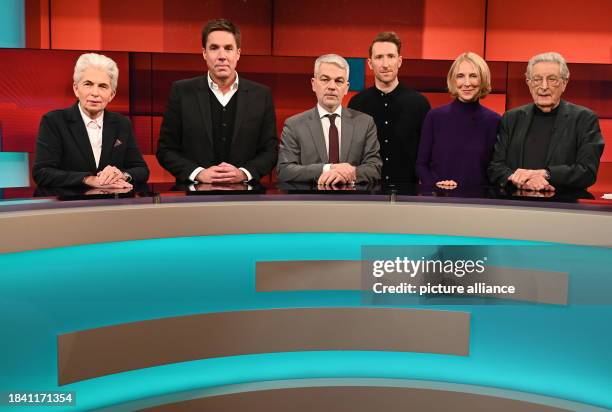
488, 100, 604, 189
32, 103, 149, 187
156, 76, 278, 182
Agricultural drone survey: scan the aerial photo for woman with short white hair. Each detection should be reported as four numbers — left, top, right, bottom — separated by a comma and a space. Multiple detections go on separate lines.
33, 53, 149, 188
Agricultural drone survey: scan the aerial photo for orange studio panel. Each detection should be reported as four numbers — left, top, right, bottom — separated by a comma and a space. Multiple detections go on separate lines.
49, 0, 271, 54
421, 0, 486, 59
273, 0, 425, 58
50, 0, 106, 50
485, 0, 612, 63
51, 0, 164, 52
161, 0, 272, 55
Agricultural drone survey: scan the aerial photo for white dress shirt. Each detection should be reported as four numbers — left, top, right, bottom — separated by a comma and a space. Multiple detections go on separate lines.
189, 72, 252, 182
207, 71, 239, 106
316, 103, 342, 172
78, 104, 103, 168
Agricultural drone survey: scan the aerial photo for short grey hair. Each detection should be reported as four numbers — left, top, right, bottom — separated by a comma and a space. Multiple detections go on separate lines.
314, 54, 350, 80
525, 52, 570, 80
73, 53, 119, 92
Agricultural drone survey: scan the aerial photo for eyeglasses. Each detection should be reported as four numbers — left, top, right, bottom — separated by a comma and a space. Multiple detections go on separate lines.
528, 76, 564, 87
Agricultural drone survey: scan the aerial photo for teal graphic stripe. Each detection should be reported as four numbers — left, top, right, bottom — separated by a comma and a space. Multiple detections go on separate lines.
0, 233, 610, 411
0, 0, 25, 48
347, 58, 366, 91
0, 152, 29, 188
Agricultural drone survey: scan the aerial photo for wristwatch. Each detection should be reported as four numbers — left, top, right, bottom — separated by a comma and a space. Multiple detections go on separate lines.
123, 171, 132, 182
544, 169, 551, 180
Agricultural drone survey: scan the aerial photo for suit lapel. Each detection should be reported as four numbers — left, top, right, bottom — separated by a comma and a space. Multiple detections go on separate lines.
514, 105, 534, 165
340, 109, 354, 162
67, 103, 97, 172
545, 100, 568, 163
99, 111, 117, 169
196, 76, 214, 147
306, 107, 329, 162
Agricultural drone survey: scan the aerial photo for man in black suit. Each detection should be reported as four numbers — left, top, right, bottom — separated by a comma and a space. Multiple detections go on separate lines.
32, 53, 149, 188
488, 52, 604, 191
156, 19, 277, 183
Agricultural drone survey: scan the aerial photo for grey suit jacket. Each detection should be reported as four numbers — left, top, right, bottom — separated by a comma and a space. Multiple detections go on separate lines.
277, 107, 382, 183
488, 100, 604, 189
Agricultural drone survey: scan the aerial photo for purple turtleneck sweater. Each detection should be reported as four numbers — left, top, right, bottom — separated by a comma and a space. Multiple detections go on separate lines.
416, 99, 501, 187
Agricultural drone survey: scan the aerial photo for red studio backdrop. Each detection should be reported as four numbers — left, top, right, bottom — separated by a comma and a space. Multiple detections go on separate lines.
1, 0, 610, 188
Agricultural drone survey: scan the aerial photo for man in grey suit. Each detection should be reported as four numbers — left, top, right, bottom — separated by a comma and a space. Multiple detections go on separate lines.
277, 54, 382, 185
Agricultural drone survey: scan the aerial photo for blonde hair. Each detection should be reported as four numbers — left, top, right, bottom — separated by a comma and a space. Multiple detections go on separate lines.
447, 52, 491, 99
73, 53, 119, 92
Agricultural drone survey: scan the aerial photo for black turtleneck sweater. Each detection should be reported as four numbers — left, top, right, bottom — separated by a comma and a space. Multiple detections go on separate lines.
522, 105, 560, 169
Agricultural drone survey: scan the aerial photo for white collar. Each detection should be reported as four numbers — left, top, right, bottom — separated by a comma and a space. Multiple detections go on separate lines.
317, 103, 342, 119
78, 103, 104, 125
208, 71, 239, 92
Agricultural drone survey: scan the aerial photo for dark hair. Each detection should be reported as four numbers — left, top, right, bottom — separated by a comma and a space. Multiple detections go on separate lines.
201, 18, 241, 49
368, 31, 401, 57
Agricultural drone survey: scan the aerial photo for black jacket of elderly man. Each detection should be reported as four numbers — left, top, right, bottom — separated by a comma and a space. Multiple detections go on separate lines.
488, 100, 604, 190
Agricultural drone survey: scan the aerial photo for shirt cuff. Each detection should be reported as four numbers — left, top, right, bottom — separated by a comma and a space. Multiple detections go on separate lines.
239, 167, 253, 182
323, 164, 332, 173
189, 167, 204, 182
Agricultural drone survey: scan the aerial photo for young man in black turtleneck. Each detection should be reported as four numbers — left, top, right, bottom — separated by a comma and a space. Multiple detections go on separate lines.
488, 52, 604, 191
348, 31, 430, 185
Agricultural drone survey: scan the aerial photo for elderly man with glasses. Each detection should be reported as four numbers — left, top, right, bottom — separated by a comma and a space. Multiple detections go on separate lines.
488, 52, 604, 191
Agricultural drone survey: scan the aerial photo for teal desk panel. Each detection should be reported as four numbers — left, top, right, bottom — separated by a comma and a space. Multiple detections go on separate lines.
0, 233, 610, 411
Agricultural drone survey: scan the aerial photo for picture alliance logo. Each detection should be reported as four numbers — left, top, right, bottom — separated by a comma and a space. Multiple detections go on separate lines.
371, 257, 488, 278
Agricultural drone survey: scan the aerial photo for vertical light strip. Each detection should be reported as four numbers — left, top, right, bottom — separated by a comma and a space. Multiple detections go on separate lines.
0, 0, 25, 48
0, 152, 30, 188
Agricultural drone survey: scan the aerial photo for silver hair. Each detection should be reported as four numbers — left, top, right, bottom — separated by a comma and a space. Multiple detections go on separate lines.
525, 51, 570, 80
73, 53, 119, 91
314, 54, 350, 80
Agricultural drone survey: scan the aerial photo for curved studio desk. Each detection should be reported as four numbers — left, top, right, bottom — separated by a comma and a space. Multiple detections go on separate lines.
0, 186, 611, 411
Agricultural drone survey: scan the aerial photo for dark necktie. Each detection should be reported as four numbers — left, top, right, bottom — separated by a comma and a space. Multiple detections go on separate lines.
326, 113, 339, 164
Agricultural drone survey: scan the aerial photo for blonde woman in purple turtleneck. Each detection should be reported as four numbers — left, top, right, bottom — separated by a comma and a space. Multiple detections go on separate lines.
416, 52, 501, 189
